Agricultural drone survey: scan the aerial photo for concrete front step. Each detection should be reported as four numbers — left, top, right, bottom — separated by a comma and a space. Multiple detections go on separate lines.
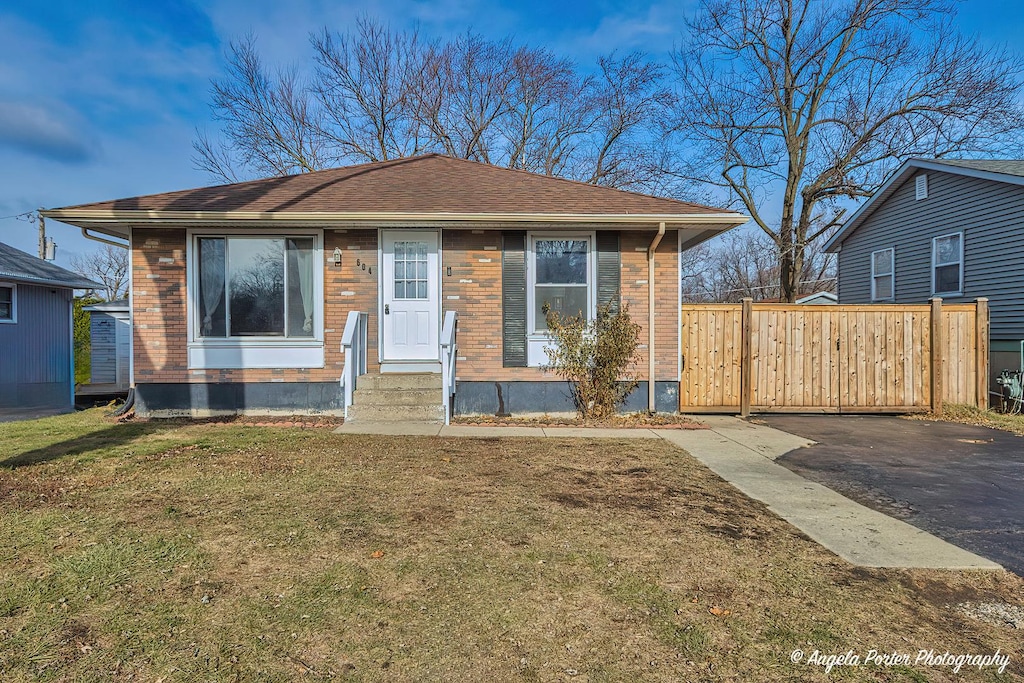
346, 403, 445, 423
353, 387, 443, 407
360, 372, 442, 391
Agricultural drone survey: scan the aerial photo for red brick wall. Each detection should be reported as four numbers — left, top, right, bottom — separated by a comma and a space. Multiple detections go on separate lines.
443, 229, 679, 382
131, 227, 679, 384
131, 228, 379, 384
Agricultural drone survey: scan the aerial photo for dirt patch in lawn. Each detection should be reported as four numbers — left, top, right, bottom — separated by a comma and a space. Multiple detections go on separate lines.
0, 409, 1021, 681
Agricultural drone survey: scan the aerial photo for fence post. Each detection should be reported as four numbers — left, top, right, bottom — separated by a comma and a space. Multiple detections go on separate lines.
930, 297, 943, 415
740, 298, 753, 417
976, 298, 989, 410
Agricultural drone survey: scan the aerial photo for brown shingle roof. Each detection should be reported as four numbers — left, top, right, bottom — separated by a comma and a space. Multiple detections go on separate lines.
51, 154, 735, 216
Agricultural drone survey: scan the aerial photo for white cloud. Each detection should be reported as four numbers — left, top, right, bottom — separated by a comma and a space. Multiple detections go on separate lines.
0, 102, 98, 162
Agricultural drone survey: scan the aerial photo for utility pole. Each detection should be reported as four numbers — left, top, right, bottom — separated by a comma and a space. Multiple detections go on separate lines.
38, 211, 45, 259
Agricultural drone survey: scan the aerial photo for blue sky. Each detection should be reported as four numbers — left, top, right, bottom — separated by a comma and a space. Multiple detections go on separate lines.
0, 0, 1021, 268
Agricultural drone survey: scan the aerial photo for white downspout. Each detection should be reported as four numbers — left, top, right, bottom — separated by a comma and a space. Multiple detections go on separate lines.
648, 222, 666, 413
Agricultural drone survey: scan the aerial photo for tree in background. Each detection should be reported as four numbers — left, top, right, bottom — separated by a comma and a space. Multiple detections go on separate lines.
193, 17, 670, 191
70, 245, 129, 302
72, 294, 102, 385
671, 0, 1024, 301
681, 229, 835, 302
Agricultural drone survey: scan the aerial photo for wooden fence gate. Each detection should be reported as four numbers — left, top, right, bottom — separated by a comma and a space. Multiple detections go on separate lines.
679, 298, 988, 415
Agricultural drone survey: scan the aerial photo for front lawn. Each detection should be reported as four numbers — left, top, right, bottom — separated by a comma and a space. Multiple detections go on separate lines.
0, 410, 1021, 681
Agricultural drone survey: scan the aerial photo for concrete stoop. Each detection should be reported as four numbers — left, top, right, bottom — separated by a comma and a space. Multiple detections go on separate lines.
343, 373, 445, 425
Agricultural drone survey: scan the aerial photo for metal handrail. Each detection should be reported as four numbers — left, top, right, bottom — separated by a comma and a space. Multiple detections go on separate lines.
440, 310, 458, 425
341, 310, 368, 419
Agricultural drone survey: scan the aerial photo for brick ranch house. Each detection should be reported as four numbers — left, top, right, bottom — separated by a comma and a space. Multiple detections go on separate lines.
42, 155, 747, 420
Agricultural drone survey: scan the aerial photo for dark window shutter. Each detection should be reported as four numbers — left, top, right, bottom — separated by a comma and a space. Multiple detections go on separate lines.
596, 231, 621, 313
502, 231, 527, 367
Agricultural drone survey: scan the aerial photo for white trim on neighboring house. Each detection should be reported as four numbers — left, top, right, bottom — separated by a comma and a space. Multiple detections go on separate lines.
185, 228, 326, 370
870, 247, 895, 301
931, 231, 964, 297
525, 230, 597, 367
0, 282, 16, 324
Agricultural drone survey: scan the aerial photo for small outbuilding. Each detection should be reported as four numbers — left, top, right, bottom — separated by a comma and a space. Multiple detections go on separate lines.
0, 242, 101, 416
83, 300, 130, 391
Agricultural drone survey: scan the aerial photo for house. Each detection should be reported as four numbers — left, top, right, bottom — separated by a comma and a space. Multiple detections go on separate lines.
795, 291, 837, 305
0, 242, 101, 415
83, 299, 131, 391
824, 158, 1024, 385
42, 155, 747, 420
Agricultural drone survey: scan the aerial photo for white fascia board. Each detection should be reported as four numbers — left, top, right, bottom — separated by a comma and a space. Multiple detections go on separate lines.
40, 209, 749, 228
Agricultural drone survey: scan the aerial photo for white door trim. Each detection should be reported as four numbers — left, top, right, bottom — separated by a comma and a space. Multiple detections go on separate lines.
378, 228, 442, 365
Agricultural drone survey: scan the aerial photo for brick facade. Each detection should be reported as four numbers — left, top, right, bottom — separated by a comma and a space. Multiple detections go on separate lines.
131, 227, 680, 388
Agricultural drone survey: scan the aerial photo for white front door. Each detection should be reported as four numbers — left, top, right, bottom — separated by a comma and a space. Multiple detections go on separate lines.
381, 230, 440, 362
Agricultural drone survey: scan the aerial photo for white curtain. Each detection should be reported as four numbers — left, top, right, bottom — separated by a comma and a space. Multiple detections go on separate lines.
200, 239, 225, 335
293, 240, 314, 333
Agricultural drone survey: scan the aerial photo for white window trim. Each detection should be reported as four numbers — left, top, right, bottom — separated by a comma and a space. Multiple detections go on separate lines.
931, 231, 964, 297
870, 247, 895, 302
525, 231, 597, 367
186, 229, 325, 369
0, 282, 16, 324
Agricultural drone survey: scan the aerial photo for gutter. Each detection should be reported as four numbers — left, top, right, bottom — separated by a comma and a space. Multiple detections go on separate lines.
648, 222, 666, 413
40, 208, 747, 226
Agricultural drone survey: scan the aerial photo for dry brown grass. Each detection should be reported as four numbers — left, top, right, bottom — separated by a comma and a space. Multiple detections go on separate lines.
0, 409, 1021, 681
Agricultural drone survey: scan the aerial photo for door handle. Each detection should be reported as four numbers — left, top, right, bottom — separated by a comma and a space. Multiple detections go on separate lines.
385, 304, 390, 315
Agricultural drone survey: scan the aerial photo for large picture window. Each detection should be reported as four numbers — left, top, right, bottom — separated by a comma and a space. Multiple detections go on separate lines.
0, 284, 15, 323
871, 248, 894, 301
932, 232, 963, 295
196, 236, 316, 339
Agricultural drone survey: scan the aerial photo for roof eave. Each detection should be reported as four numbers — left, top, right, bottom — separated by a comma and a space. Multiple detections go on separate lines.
0, 273, 102, 289
824, 158, 1024, 252
42, 209, 749, 231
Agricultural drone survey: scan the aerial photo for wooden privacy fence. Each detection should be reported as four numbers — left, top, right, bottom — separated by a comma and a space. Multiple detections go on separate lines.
679, 298, 989, 415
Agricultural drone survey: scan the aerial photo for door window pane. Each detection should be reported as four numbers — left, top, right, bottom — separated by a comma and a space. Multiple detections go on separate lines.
393, 240, 429, 300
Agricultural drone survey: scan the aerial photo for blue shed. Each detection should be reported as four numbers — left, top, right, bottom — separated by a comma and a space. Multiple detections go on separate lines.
0, 242, 101, 416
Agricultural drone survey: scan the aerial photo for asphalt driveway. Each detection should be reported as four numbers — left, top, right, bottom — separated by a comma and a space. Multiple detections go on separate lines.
762, 415, 1024, 577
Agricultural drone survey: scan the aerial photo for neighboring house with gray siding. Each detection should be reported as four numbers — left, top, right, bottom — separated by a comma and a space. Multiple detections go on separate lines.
825, 158, 1024, 384
0, 242, 101, 414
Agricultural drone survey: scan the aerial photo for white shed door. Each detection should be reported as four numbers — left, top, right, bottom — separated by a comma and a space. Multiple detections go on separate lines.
381, 230, 440, 362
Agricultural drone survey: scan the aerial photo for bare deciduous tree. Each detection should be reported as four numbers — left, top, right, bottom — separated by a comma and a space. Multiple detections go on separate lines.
681, 230, 836, 303
671, 0, 1024, 301
70, 245, 129, 301
194, 18, 671, 190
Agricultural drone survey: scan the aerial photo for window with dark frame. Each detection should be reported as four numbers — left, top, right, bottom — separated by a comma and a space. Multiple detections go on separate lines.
0, 285, 13, 321
932, 233, 962, 295
196, 236, 316, 339
871, 248, 894, 301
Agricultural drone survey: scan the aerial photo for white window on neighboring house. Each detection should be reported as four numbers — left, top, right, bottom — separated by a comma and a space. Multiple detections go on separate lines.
0, 283, 15, 323
932, 232, 963, 296
525, 233, 596, 366
871, 248, 894, 301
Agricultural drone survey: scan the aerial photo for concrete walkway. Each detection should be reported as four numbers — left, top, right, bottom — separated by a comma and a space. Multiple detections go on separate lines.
335, 417, 1002, 570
